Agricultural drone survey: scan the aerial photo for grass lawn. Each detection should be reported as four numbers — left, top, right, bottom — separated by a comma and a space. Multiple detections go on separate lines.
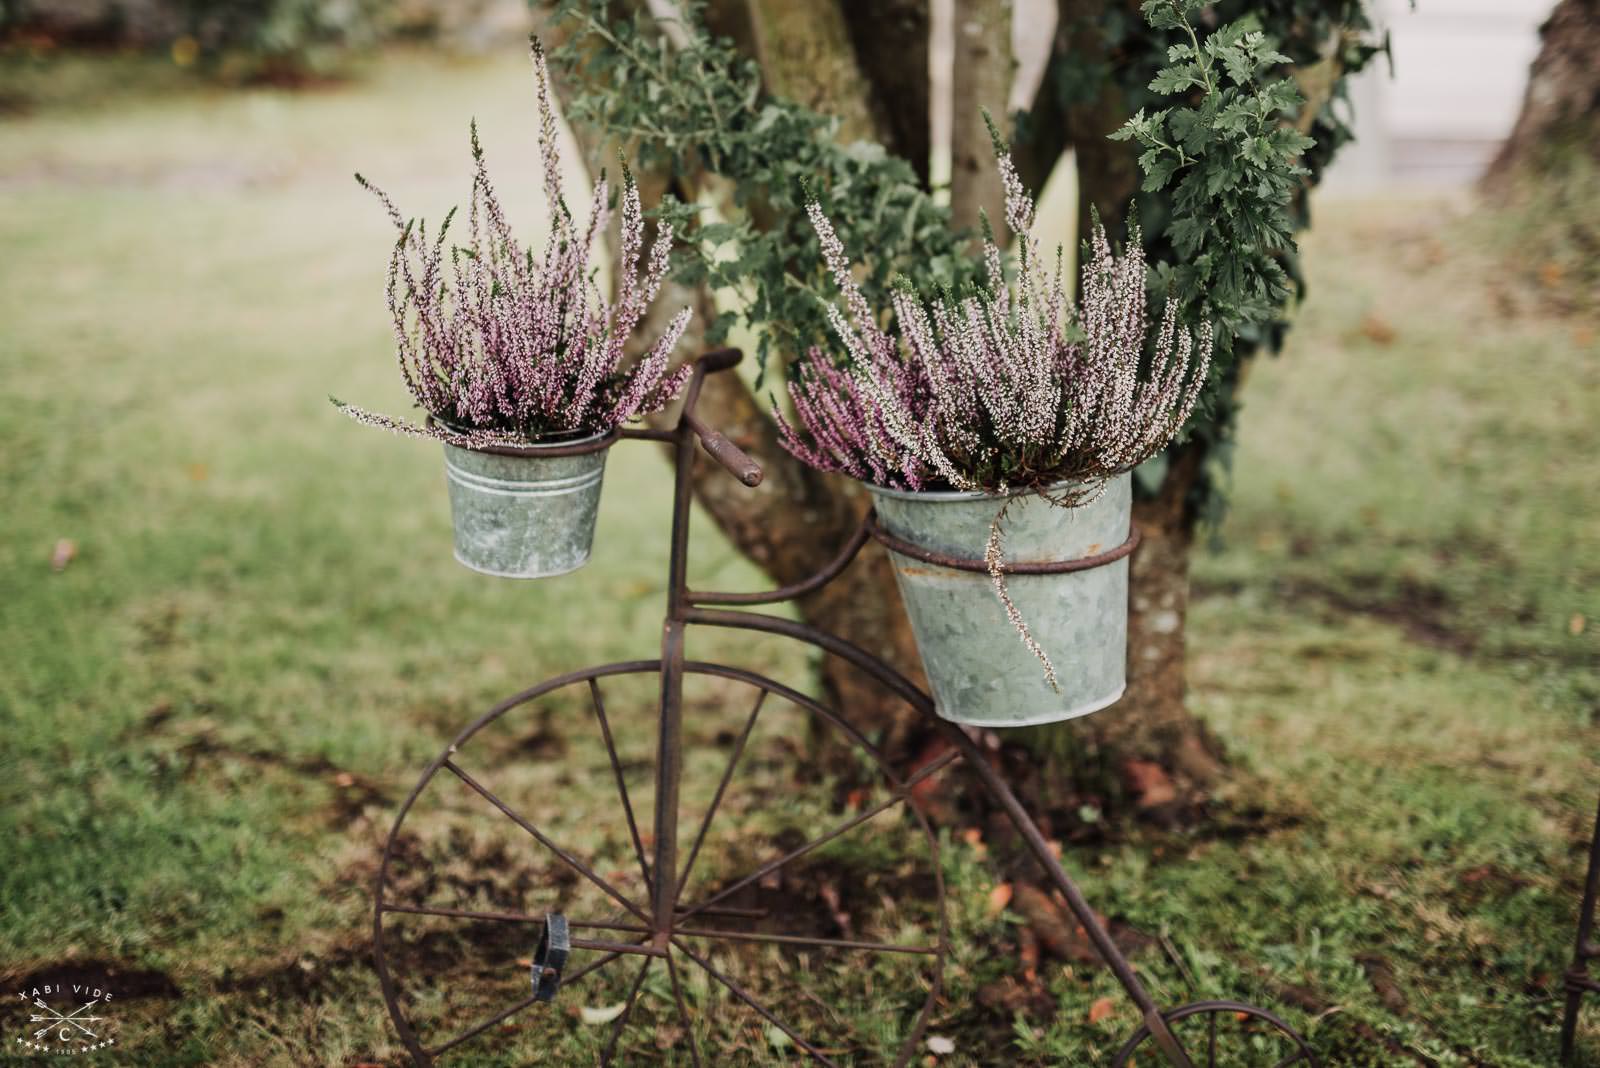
1, 48, 1596, 1067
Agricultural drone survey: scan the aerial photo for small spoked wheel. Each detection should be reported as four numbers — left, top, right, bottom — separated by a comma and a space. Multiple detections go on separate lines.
1112, 1000, 1320, 1067
374, 661, 951, 1066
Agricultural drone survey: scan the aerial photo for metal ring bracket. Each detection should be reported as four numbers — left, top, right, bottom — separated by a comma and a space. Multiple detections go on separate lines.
864, 512, 1141, 575
425, 418, 621, 459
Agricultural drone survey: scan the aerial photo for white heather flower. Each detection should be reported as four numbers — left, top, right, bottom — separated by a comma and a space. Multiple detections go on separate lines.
777, 144, 1212, 684
335, 37, 692, 445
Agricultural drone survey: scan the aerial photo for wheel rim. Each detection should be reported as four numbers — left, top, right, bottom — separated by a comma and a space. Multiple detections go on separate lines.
1111, 1000, 1320, 1068
373, 661, 951, 1066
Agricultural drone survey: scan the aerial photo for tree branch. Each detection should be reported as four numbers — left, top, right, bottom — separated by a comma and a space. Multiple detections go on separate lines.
743, 0, 884, 143
1010, 0, 1075, 198
1053, 0, 1137, 240
841, 0, 934, 186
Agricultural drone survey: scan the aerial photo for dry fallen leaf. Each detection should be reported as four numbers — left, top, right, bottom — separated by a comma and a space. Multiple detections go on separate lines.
1122, 760, 1177, 808
581, 1002, 628, 1025
332, 772, 356, 788
50, 538, 77, 572
1088, 996, 1116, 1025
1358, 312, 1396, 345
986, 883, 1013, 917
906, 738, 955, 814
819, 880, 852, 934
1571, 613, 1586, 637
1018, 925, 1040, 983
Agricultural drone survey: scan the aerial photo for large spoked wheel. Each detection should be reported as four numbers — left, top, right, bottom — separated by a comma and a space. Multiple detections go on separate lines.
1112, 1000, 1320, 1067
374, 661, 950, 1066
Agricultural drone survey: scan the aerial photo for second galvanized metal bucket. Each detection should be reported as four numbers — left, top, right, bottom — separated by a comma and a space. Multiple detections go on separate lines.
441, 431, 611, 579
867, 473, 1132, 728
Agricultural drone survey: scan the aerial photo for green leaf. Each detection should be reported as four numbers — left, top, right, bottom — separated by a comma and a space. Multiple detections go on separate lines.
1141, 154, 1181, 192
1149, 66, 1200, 94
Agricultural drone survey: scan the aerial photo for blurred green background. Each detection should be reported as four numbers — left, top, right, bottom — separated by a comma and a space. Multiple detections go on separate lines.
1, 5, 1597, 1065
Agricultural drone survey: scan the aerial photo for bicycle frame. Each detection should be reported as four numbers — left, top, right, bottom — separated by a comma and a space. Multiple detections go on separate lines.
626, 348, 1201, 1067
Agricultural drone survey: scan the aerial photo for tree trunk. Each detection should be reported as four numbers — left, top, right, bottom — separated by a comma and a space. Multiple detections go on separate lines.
1007, 0, 1223, 812
840, 0, 935, 184
949, 0, 1012, 232
1076, 446, 1223, 802
583, 0, 936, 754
1482, 0, 1600, 194
743, 0, 881, 142
544, 0, 1225, 802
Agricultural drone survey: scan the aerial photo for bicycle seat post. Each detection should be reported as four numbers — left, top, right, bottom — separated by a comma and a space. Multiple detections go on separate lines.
651, 349, 757, 942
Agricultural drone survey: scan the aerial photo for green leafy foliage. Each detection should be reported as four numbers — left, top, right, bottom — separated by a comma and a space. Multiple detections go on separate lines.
550, 0, 978, 377
1045, 0, 1385, 512
552, 0, 1385, 513
1111, 1, 1315, 343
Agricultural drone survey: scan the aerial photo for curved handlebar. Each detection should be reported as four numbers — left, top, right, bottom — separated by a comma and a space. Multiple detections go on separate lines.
680, 349, 763, 488
695, 347, 744, 374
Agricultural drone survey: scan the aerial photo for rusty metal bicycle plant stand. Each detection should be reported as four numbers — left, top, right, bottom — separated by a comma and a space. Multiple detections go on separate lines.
372, 349, 1321, 1066
1561, 792, 1600, 1064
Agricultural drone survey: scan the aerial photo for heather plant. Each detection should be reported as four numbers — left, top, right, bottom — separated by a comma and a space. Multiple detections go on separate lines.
776, 133, 1211, 500
332, 39, 692, 448
777, 133, 1211, 688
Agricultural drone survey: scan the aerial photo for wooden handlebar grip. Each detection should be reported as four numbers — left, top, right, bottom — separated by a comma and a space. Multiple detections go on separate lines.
699, 430, 763, 487
697, 348, 743, 373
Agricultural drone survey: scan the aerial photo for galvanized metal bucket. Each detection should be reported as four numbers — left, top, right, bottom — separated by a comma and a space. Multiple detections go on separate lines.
440, 432, 611, 579
867, 472, 1132, 728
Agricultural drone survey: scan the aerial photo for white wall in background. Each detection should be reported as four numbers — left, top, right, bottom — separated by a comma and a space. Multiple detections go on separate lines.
1328, 0, 1558, 190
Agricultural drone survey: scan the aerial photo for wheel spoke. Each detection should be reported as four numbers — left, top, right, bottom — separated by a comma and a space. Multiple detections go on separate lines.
381, 902, 649, 935
676, 748, 960, 922
589, 679, 654, 896
1208, 1009, 1217, 1067
442, 759, 650, 924
378, 903, 664, 955
678, 688, 767, 892
428, 989, 543, 1058
564, 948, 629, 987
425, 945, 635, 1058
672, 938, 841, 1068
425, 940, 643, 1061
676, 904, 768, 919
673, 926, 936, 956
599, 955, 653, 1066
664, 947, 703, 1068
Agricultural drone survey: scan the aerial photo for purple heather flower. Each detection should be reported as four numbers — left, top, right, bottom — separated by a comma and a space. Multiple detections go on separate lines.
778, 144, 1214, 688
335, 38, 692, 447
777, 150, 1212, 496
